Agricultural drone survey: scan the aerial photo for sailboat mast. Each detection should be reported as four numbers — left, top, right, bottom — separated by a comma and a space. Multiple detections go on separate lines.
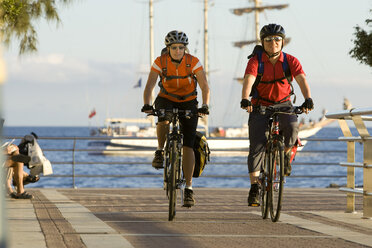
231, 2, 289, 48
203, 0, 209, 137
254, 0, 261, 44
231, 1, 290, 83
149, 0, 155, 127
204, 0, 209, 80
149, 0, 154, 67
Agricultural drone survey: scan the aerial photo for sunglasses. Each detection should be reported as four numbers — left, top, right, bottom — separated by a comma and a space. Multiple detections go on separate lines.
170, 45, 186, 50
264, 36, 283, 42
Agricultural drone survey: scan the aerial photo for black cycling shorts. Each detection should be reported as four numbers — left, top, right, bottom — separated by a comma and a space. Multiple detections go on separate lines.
154, 96, 198, 148
248, 101, 299, 173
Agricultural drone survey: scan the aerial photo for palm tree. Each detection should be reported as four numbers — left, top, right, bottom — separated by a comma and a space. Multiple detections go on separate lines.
0, 0, 72, 55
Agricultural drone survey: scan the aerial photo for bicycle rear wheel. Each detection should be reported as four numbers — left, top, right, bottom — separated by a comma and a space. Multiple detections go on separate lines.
168, 140, 179, 221
260, 151, 270, 219
269, 141, 284, 222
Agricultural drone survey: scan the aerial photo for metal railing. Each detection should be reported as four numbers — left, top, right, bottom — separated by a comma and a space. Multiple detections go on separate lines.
2, 135, 348, 188
326, 107, 372, 219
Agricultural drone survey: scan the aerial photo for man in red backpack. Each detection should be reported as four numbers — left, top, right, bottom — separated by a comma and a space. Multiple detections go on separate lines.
240, 24, 313, 206
142, 30, 210, 207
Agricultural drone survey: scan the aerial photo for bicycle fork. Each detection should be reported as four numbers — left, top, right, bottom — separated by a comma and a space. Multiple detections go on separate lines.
176, 141, 186, 206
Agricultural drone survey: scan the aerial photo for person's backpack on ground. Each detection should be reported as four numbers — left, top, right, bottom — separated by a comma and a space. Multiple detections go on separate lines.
18, 132, 53, 176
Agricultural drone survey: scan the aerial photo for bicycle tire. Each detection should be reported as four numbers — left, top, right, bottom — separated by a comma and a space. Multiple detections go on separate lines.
260, 150, 270, 219
269, 140, 284, 222
168, 140, 178, 221
164, 141, 170, 195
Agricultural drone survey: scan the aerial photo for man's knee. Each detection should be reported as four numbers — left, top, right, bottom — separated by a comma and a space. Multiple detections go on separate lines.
183, 145, 194, 153
285, 123, 299, 147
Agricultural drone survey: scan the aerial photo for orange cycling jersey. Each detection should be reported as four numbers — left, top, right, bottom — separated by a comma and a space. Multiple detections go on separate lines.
151, 53, 203, 102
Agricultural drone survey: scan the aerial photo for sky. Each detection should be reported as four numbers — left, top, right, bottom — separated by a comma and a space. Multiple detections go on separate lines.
2, 0, 372, 127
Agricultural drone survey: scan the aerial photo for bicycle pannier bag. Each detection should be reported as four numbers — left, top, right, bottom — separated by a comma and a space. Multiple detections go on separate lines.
193, 131, 210, 178
290, 137, 302, 163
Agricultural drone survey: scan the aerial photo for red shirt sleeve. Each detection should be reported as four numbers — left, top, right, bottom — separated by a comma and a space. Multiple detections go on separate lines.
244, 55, 259, 77
286, 53, 305, 77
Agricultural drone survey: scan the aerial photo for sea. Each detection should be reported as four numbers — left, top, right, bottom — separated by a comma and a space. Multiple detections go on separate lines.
2, 126, 368, 189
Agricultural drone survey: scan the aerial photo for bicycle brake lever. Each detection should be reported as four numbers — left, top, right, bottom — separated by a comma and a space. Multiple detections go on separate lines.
260, 107, 266, 115
294, 107, 303, 115
185, 110, 192, 119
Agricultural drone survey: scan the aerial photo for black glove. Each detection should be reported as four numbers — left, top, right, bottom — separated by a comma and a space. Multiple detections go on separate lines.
240, 99, 252, 108
301, 98, 314, 110
141, 104, 153, 112
198, 104, 209, 115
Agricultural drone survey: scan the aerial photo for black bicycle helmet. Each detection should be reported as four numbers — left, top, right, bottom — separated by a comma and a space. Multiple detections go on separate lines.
164, 30, 189, 46
260, 24, 286, 41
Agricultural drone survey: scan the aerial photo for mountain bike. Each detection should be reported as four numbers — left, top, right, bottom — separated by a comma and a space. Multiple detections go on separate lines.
257, 105, 303, 222
150, 108, 194, 221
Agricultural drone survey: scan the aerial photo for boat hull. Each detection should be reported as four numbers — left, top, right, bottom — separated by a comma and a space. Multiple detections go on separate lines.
102, 136, 309, 157
92, 118, 333, 156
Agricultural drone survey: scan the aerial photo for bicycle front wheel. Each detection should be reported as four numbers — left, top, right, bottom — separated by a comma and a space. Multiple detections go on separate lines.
269, 140, 284, 222
168, 140, 179, 221
260, 151, 270, 219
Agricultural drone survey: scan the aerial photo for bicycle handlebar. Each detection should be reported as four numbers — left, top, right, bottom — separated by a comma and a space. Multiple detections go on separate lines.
254, 105, 303, 116
146, 108, 197, 119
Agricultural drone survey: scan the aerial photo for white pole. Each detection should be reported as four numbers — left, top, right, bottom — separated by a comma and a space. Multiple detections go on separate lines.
204, 0, 209, 80
149, 0, 154, 68
254, 0, 261, 44
0, 45, 8, 248
149, 0, 155, 127
203, 0, 209, 137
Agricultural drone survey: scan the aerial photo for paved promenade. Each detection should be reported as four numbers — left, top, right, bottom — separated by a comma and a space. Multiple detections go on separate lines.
5, 188, 372, 248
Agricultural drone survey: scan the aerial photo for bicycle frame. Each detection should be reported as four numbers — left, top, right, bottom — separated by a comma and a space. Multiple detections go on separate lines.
268, 113, 285, 222
163, 109, 185, 192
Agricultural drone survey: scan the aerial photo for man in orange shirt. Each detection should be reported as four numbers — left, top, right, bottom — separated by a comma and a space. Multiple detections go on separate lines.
142, 30, 210, 207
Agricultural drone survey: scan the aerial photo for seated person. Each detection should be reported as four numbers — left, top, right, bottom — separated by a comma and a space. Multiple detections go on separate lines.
13, 172, 39, 187
3, 144, 34, 199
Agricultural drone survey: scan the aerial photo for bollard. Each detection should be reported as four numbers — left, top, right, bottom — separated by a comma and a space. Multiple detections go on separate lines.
352, 115, 372, 219
338, 119, 356, 213
363, 139, 372, 219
